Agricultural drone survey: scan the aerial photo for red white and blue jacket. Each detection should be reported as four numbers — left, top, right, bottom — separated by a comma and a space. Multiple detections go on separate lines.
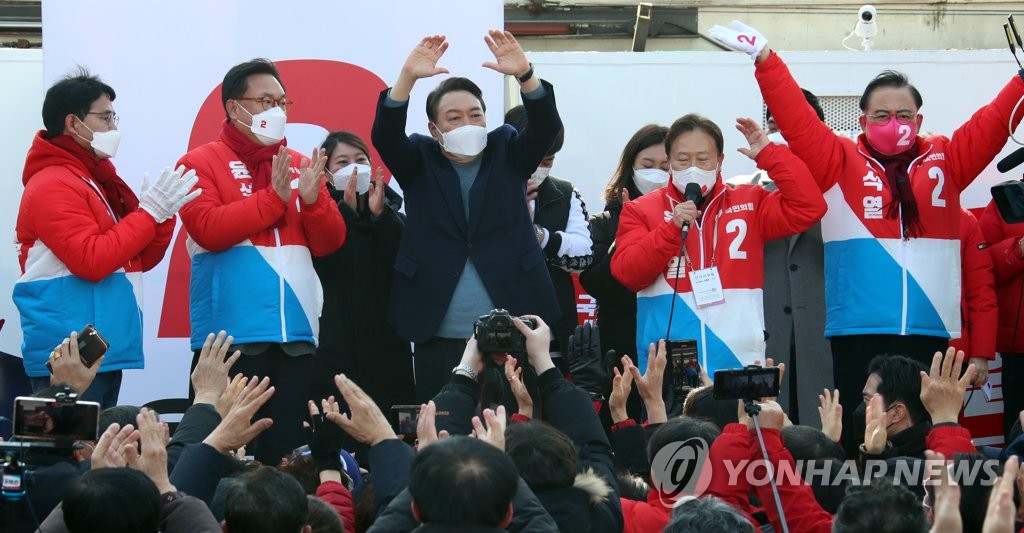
177, 141, 345, 350
611, 143, 825, 373
756, 51, 1024, 341
15, 131, 174, 377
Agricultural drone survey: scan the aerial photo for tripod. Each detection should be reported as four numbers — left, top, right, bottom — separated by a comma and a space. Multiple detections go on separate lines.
745, 400, 790, 533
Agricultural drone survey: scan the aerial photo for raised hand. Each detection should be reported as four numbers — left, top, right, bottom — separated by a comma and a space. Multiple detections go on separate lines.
416, 401, 450, 450
368, 167, 387, 217
126, 408, 175, 493
513, 315, 555, 375
609, 357, 635, 424
707, 20, 769, 62
736, 117, 771, 160
982, 456, 1019, 533
326, 374, 396, 447
504, 356, 533, 419
482, 29, 530, 79
565, 323, 615, 400
139, 166, 202, 223
191, 331, 241, 407
627, 341, 667, 423
920, 347, 975, 424
864, 394, 888, 455
91, 422, 140, 469
271, 146, 293, 202
817, 388, 842, 443
298, 147, 327, 205
401, 35, 450, 80
203, 376, 275, 454
471, 406, 507, 451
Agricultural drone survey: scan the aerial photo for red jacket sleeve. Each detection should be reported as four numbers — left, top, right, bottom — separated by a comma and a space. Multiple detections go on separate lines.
299, 179, 346, 257
707, 423, 759, 526
753, 144, 827, 241
755, 52, 848, 192
752, 428, 834, 533
960, 209, 997, 360
316, 480, 355, 533
26, 175, 160, 283
925, 424, 976, 457
945, 74, 1024, 191
979, 201, 1024, 285
138, 218, 176, 272
176, 154, 288, 252
610, 198, 681, 292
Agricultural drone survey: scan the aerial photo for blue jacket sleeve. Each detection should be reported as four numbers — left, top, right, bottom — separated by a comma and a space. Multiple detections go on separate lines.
168, 443, 237, 506
166, 403, 221, 472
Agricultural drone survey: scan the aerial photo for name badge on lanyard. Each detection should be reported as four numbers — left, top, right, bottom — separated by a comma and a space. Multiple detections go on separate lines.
690, 266, 726, 308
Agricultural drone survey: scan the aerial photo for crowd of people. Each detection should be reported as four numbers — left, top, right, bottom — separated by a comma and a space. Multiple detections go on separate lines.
6, 18, 1024, 532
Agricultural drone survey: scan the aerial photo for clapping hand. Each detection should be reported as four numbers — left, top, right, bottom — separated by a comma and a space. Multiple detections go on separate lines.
298, 148, 327, 205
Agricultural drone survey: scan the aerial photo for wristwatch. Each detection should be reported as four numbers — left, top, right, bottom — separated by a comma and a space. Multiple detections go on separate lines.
453, 363, 478, 380
534, 224, 546, 244
517, 63, 535, 84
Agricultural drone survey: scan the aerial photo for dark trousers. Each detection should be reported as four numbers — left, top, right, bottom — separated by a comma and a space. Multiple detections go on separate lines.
30, 370, 122, 410
1003, 353, 1024, 442
413, 337, 468, 404
830, 334, 948, 458
191, 345, 312, 465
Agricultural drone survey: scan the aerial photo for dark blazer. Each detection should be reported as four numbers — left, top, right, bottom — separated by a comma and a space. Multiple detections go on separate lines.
579, 201, 637, 364
371, 82, 563, 342
534, 175, 593, 353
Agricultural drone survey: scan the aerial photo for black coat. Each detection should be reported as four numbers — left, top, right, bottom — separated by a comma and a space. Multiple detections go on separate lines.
311, 186, 414, 413
579, 201, 637, 363
534, 175, 593, 355
371, 82, 563, 342
431, 369, 623, 533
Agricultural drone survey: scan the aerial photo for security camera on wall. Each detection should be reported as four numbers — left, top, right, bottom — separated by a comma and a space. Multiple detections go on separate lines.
856, 5, 877, 38
843, 4, 878, 51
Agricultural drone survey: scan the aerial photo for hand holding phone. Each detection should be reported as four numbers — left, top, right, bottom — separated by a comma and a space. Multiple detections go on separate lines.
46, 324, 109, 374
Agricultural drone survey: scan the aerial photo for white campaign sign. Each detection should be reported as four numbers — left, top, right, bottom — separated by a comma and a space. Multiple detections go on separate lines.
35, 0, 503, 407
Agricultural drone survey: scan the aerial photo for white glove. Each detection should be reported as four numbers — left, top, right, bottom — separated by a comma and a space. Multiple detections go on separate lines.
140, 165, 202, 223
708, 20, 767, 61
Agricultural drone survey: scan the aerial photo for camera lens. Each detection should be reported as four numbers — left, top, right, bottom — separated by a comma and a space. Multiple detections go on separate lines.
861, 11, 873, 21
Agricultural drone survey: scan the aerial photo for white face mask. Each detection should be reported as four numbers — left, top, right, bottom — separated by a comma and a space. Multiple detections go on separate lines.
332, 163, 372, 193
75, 121, 121, 159
436, 124, 487, 157
528, 166, 551, 187
671, 165, 718, 196
237, 103, 287, 146
632, 168, 669, 195
766, 131, 787, 146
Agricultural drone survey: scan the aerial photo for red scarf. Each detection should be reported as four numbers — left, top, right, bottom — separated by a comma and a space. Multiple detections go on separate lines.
865, 139, 924, 239
49, 135, 139, 220
219, 119, 285, 192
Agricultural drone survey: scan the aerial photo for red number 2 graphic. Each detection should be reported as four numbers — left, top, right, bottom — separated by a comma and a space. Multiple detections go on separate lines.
737, 34, 756, 46
259, 120, 268, 128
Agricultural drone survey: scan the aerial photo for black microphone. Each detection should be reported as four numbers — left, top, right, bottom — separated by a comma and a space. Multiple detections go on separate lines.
680, 182, 703, 242
997, 146, 1024, 173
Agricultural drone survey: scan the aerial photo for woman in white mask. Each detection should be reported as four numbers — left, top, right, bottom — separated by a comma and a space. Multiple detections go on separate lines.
310, 130, 414, 427
578, 124, 669, 419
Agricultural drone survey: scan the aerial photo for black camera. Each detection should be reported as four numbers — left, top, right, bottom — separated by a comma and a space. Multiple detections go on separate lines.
712, 366, 781, 401
474, 309, 536, 353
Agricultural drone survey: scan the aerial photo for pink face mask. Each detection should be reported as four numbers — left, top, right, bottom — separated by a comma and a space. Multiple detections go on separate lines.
865, 117, 918, 155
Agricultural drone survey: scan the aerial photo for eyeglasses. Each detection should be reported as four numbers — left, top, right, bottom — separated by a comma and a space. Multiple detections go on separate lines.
865, 111, 916, 124
86, 111, 119, 127
236, 96, 293, 112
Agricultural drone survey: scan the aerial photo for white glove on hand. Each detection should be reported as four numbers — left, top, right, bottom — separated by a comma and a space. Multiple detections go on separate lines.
140, 165, 202, 223
708, 20, 767, 61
